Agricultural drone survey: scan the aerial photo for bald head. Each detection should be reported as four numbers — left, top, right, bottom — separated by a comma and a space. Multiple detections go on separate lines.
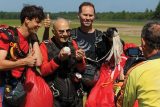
53, 18, 70, 30
52, 18, 71, 43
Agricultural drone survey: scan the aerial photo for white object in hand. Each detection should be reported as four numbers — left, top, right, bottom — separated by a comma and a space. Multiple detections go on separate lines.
63, 47, 71, 55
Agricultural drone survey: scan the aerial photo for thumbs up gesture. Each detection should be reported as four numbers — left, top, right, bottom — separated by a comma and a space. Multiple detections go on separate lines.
44, 13, 51, 28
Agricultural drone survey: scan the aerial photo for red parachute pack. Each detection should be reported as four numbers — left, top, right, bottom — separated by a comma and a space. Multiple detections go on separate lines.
22, 68, 53, 107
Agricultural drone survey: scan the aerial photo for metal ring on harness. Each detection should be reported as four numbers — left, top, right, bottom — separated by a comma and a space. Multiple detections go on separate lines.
50, 82, 60, 97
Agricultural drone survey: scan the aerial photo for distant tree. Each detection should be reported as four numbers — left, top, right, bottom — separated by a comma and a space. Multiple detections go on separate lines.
153, 1, 160, 19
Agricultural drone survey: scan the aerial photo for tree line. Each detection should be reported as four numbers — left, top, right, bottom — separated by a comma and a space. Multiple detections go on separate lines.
1, 2, 160, 21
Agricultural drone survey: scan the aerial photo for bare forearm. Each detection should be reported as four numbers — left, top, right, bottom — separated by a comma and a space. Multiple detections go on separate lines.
32, 42, 42, 66
0, 58, 28, 70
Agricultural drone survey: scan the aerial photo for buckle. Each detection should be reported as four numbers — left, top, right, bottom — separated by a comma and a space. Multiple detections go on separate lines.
77, 88, 84, 97
50, 83, 60, 97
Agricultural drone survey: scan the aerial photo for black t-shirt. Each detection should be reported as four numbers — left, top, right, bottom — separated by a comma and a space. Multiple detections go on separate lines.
76, 28, 96, 60
71, 28, 108, 82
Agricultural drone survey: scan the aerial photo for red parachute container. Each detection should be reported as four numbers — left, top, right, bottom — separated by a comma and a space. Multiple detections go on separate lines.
22, 68, 53, 107
85, 64, 120, 107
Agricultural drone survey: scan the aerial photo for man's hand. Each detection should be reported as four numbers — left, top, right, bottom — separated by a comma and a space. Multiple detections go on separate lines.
76, 48, 85, 61
25, 50, 37, 67
58, 47, 71, 61
44, 14, 51, 28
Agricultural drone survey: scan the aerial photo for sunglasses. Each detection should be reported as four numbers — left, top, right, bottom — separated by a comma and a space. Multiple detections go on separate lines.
57, 29, 71, 35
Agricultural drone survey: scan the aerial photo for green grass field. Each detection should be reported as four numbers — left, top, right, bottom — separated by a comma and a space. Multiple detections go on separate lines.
0, 19, 145, 45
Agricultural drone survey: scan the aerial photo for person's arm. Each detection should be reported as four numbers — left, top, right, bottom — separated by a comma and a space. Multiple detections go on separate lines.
122, 70, 137, 107
0, 33, 37, 70
42, 14, 51, 41
29, 33, 42, 66
72, 40, 86, 72
75, 49, 86, 72
0, 49, 37, 70
32, 42, 42, 66
43, 28, 49, 41
40, 42, 60, 76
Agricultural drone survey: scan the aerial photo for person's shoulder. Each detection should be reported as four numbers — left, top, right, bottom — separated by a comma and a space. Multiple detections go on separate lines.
39, 40, 50, 51
95, 29, 102, 33
0, 25, 13, 41
70, 27, 79, 39
128, 61, 147, 78
94, 29, 104, 42
40, 39, 52, 46
95, 29, 104, 37
71, 27, 78, 33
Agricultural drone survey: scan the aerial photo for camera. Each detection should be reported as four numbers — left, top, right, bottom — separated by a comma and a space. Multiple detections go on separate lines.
123, 47, 145, 75
125, 47, 143, 57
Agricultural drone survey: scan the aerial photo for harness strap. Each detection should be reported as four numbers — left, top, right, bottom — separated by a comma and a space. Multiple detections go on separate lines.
44, 39, 84, 100
44, 40, 59, 61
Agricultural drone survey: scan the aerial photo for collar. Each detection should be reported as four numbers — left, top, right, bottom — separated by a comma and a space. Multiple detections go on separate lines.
51, 37, 68, 48
148, 52, 160, 60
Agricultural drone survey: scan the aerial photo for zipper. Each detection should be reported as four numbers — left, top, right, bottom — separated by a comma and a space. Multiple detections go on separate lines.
65, 78, 70, 99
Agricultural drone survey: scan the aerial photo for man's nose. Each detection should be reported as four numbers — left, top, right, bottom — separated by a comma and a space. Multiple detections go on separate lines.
86, 15, 90, 19
63, 30, 68, 35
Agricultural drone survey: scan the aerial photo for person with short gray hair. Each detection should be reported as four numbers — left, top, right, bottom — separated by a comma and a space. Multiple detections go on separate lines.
122, 21, 160, 107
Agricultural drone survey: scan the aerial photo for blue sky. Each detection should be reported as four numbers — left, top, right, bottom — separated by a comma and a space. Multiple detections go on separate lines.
0, 0, 159, 12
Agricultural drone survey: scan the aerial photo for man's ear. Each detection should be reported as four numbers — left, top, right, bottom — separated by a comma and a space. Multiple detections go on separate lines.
141, 37, 149, 52
77, 14, 80, 19
25, 17, 30, 24
52, 29, 56, 35
52, 29, 57, 37
141, 38, 146, 47
93, 14, 95, 20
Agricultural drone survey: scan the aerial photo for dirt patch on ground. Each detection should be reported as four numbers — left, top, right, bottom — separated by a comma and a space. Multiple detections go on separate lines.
118, 26, 142, 37
94, 23, 143, 37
